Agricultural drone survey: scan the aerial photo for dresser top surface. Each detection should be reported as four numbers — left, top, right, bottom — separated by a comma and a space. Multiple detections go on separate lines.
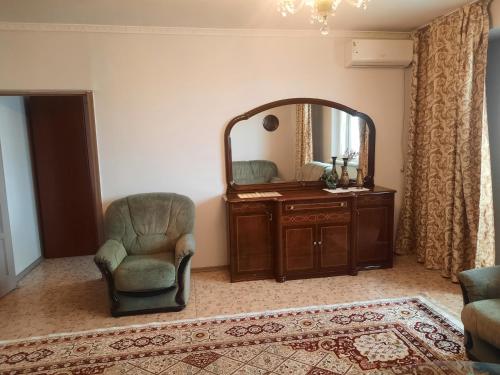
224, 185, 395, 203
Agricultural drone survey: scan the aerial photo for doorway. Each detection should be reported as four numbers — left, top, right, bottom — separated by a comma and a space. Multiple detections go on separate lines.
0, 91, 103, 297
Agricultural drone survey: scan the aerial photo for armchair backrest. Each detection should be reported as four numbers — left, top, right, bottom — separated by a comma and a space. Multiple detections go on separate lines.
104, 193, 195, 255
232, 160, 278, 184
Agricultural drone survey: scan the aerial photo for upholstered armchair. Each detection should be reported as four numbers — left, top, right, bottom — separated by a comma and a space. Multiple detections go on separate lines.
458, 266, 500, 363
94, 193, 195, 317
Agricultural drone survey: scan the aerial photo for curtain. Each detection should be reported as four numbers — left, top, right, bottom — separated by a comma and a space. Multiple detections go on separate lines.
358, 120, 369, 175
295, 104, 313, 178
395, 0, 495, 282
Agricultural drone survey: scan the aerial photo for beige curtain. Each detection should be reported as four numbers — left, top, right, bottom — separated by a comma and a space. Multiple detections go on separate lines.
395, 0, 495, 282
358, 120, 369, 175
295, 104, 313, 178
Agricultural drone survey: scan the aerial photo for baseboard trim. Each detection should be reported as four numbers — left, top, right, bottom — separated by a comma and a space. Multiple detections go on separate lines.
192, 265, 229, 273
16, 257, 43, 282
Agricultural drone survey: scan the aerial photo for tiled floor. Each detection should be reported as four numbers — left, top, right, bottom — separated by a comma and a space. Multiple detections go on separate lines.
0, 255, 462, 341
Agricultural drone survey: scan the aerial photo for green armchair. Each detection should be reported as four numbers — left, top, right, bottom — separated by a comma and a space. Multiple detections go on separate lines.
458, 266, 500, 363
94, 193, 195, 317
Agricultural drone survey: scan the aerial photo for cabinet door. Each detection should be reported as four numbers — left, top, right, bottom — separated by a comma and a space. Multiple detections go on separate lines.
231, 211, 273, 280
317, 224, 350, 271
283, 225, 315, 275
356, 205, 392, 268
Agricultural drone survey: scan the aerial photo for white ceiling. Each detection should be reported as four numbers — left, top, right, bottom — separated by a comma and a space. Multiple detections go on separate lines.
0, 0, 472, 32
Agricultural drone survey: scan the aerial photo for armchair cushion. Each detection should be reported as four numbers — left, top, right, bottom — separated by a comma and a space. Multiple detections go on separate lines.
459, 266, 500, 303
461, 299, 500, 349
94, 240, 127, 273
114, 253, 176, 293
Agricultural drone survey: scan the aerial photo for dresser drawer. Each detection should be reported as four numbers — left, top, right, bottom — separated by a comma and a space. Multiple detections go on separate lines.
283, 200, 349, 214
282, 199, 351, 225
356, 193, 394, 208
230, 202, 272, 214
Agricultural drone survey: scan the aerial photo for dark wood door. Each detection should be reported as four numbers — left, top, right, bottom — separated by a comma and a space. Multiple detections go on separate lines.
283, 225, 316, 274
231, 212, 273, 278
317, 224, 350, 271
356, 206, 392, 268
27, 95, 102, 258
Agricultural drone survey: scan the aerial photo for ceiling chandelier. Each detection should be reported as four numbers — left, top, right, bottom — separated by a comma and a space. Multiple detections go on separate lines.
277, 0, 371, 35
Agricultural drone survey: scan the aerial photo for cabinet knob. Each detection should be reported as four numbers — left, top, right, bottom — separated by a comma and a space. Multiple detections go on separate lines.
313, 241, 317, 246
318, 241, 322, 246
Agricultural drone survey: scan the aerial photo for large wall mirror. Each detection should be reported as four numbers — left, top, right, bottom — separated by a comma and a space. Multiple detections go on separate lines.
224, 98, 375, 191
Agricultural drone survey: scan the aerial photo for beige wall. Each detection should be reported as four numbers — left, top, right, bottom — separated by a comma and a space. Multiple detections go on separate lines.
0, 27, 407, 267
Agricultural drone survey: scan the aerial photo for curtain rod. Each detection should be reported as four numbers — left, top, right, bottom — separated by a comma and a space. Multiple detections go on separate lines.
414, 0, 489, 31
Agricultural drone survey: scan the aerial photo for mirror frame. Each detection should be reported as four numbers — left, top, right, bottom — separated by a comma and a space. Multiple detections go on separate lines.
224, 98, 376, 193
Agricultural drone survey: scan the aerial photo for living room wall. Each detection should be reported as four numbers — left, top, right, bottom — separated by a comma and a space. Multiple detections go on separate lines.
0, 27, 408, 267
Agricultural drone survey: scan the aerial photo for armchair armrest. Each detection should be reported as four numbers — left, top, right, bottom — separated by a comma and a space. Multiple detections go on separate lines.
458, 266, 500, 304
94, 239, 127, 273
175, 233, 195, 268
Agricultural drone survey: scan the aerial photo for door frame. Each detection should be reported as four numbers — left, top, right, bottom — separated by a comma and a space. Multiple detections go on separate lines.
0, 141, 17, 297
0, 90, 104, 248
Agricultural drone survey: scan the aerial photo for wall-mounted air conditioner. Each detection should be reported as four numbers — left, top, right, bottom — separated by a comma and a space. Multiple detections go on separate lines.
345, 39, 414, 68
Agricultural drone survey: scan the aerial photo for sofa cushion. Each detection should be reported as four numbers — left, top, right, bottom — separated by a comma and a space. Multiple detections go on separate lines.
113, 253, 176, 292
462, 299, 500, 349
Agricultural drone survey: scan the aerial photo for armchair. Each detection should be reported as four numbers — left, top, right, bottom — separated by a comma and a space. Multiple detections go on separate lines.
458, 266, 500, 363
95, 193, 195, 317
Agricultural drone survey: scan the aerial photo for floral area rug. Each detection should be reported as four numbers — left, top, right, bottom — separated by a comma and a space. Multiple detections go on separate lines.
0, 297, 466, 375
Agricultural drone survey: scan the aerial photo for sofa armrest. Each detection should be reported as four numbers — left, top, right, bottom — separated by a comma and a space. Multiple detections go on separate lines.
94, 240, 127, 273
458, 266, 500, 304
175, 233, 195, 268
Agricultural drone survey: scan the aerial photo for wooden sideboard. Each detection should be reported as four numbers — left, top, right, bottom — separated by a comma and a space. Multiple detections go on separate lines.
225, 186, 395, 282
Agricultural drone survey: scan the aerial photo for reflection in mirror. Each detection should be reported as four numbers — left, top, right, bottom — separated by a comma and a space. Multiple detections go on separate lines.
230, 104, 369, 185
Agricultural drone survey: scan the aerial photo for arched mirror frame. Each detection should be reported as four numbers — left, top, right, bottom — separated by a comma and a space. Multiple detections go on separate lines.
224, 98, 376, 193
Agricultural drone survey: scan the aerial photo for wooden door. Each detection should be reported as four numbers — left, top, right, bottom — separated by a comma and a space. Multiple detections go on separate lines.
356, 205, 392, 268
27, 95, 102, 258
230, 203, 274, 281
283, 225, 316, 275
317, 224, 350, 272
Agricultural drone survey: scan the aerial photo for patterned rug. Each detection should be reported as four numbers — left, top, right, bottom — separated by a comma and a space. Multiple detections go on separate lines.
0, 297, 466, 375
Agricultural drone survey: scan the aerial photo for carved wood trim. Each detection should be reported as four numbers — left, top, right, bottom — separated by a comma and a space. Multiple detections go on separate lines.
283, 211, 351, 225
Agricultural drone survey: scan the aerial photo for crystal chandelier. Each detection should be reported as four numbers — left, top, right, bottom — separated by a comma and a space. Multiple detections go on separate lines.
277, 0, 371, 35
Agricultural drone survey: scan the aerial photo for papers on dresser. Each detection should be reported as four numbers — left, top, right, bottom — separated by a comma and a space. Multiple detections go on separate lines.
237, 191, 283, 199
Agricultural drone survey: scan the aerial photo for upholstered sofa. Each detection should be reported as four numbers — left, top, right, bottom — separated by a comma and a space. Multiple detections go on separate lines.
232, 160, 281, 184
94, 193, 195, 317
458, 266, 500, 363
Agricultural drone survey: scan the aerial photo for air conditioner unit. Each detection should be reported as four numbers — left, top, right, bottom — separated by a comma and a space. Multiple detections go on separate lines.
345, 39, 413, 68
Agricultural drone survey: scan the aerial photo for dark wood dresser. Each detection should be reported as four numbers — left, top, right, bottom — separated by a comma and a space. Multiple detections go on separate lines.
225, 187, 395, 282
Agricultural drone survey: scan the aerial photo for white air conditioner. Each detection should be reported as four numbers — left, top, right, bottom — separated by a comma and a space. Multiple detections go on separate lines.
345, 39, 413, 68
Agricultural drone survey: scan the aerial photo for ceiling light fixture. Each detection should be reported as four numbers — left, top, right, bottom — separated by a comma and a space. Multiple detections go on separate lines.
277, 0, 371, 35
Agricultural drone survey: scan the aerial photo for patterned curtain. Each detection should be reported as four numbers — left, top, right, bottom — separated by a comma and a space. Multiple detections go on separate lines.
295, 104, 313, 178
358, 120, 369, 176
395, 0, 495, 282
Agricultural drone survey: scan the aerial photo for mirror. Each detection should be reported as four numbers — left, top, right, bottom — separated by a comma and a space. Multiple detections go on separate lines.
225, 99, 375, 189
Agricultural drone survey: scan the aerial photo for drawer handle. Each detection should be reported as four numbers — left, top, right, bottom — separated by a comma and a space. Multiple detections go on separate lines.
286, 201, 347, 210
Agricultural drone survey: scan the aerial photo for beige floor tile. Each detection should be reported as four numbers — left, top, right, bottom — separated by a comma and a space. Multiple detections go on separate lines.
0, 255, 463, 341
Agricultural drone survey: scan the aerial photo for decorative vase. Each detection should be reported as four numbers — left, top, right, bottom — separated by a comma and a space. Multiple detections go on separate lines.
356, 168, 364, 188
340, 166, 350, 189
331, 156, 339, 185
342, 157, 349, 167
